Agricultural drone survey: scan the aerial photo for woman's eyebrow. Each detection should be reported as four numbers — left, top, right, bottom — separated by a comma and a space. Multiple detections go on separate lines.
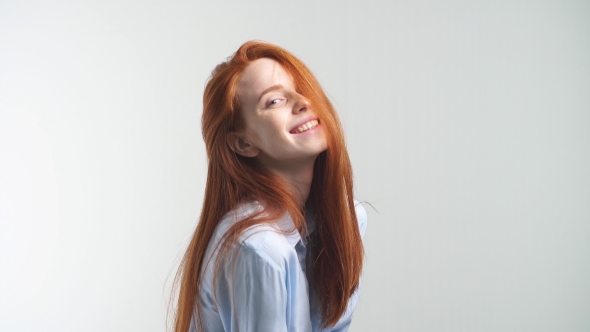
257, 84, 284, 103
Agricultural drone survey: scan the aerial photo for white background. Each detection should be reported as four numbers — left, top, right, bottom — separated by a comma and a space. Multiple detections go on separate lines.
1, 1, 589, 331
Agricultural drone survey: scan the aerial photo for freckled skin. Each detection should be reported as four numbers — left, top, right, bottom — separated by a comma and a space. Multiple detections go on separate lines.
236, 58, 328, 172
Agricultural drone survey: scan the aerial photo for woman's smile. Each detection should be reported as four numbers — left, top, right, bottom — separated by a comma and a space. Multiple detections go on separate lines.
289, 117, 320, 134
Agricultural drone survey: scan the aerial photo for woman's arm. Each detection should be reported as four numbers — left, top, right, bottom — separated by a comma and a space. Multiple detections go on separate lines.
215, 244, 289, 332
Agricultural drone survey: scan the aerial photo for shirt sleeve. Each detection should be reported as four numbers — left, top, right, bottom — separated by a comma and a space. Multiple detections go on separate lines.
215, 244, 289, 332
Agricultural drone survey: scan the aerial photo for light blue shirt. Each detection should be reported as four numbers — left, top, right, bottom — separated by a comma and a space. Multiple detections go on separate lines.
191, 201, 367, 332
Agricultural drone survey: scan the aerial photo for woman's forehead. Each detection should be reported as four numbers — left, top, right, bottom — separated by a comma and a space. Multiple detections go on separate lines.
237, 58, 295, 102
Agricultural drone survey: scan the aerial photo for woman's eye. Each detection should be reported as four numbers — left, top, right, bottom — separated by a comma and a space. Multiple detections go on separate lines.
268, 98, 285, 107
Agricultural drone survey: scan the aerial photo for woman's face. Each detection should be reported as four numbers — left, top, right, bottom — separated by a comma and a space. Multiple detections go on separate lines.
234, 58, 327, 170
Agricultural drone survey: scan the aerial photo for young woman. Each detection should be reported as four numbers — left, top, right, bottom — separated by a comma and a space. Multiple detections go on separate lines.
173, 41, 367, 332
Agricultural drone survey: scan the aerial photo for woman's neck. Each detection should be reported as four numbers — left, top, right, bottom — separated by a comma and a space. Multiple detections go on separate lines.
263, 156, 316, 207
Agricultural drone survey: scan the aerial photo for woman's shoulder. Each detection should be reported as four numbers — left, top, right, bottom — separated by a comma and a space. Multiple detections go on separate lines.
354, 200, 368, 237
213, 202, 300, 267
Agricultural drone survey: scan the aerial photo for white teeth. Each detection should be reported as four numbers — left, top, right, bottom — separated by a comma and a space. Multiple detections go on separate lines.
295, 120, 318, 133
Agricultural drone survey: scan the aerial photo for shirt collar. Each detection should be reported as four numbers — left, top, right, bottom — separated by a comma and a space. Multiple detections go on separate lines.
273, 209, 316, 248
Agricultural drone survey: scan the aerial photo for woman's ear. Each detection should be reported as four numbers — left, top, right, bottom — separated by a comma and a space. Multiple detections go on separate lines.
227, 132, 259, 157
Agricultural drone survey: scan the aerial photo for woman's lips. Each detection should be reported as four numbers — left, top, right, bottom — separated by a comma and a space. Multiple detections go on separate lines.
289, 117, 320, 134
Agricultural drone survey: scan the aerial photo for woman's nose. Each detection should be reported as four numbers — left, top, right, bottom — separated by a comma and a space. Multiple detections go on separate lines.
293, 95, 311, 113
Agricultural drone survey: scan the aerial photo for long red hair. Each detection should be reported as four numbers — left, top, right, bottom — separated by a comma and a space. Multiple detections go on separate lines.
172, 41, 363, 331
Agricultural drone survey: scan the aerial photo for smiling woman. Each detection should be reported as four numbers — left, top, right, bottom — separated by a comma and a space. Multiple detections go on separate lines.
172, 41, 367, 332
229, 58, 328, 201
